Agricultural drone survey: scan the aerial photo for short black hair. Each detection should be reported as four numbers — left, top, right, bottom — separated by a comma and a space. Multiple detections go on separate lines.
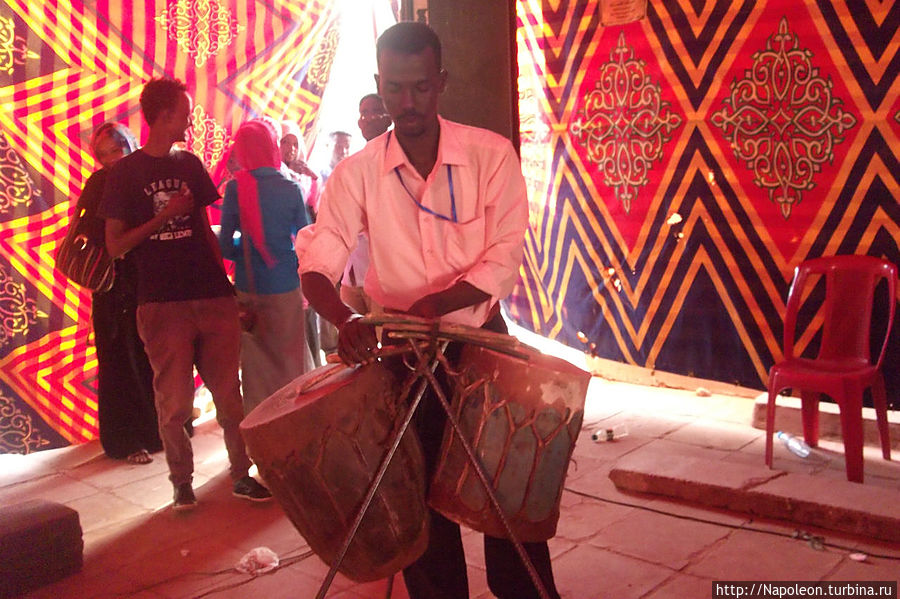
139, 77, 188, 126
376, 21, 441, 70
359, 93, 383, 109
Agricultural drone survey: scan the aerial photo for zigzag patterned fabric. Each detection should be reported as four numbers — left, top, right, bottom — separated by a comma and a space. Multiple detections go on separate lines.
2, 0, 898, 454
0, 0, 343, 453
509, 1, 899, 395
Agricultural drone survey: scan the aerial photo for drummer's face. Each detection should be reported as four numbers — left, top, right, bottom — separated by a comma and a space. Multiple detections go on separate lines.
375, 47, 446, 141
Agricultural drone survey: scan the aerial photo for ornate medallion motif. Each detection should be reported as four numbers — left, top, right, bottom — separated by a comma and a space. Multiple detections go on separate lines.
0, 388, 49, 454
570, 32, 682, 213
0, 131, 38, 214
307, 23, 340, 91
187, 104, 229, 171
0, 263, 44, 350
156, 0, 244, 67
711, 17, 857, 219
0, 15, 38, 76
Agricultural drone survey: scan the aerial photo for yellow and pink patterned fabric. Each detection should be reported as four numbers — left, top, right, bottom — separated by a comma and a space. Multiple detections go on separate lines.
2, 0, 898, 453
509, 1, 899, 398
0, 0, 341, 452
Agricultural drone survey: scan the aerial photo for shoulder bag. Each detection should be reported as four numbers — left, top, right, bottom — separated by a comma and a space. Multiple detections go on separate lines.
54, 204, 115, 293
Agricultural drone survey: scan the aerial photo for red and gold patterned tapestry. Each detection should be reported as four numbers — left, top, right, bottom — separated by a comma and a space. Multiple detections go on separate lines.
510, 0, 900, 399
0, 0, 387, 453
5, 0, 898, 453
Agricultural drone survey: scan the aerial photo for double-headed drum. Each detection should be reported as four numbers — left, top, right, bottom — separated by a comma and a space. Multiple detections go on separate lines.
240, 362, 428, 582
428, 341, 590, 542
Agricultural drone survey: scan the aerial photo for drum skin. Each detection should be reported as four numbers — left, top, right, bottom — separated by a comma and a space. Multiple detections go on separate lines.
239, 362, 429, 582
428, 344, 590, 542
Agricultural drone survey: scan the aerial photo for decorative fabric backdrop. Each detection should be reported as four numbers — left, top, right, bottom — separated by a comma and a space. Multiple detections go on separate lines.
510, 0, 900, 399
4, 0, 898, 454
0, 0, 353, 453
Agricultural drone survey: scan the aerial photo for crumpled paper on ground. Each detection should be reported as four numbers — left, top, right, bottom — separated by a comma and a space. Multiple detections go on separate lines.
235, 546, 279, 575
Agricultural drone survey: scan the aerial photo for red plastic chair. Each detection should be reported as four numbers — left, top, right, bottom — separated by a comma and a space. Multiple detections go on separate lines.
765, 255, 896, 483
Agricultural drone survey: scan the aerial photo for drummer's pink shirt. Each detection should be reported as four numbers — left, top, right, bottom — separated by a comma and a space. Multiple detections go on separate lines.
299, 117, 528, 328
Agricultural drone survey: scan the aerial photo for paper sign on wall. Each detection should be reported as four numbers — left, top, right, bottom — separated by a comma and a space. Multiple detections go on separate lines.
600, 0, 647, 26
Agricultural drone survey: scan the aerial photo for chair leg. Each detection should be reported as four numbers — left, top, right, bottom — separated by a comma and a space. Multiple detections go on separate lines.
765, 386, 779, 469
871, 375, 892, 461
837, 393, 865, 483
799, 390, 820, 448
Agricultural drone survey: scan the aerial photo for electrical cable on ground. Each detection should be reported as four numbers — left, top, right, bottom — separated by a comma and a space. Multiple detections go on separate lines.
563, 486, 900, 561
192, 549, 316, 598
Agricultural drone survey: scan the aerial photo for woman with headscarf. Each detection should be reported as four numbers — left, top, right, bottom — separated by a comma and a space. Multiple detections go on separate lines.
81, 122, 162, 464
219, 119, 313, 414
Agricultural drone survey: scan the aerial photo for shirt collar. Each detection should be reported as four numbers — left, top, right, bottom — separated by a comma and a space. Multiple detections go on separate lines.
382, 116, 468, 175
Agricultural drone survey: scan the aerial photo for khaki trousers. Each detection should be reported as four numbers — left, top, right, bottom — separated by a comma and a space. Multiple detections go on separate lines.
137, 296, 251, 486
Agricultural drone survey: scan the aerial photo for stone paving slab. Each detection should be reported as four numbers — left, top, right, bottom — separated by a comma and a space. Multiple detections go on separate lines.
608, 448, 783, 509
609, 447, 900, 543
750, 393, 900, 450
746, 473, 900, 542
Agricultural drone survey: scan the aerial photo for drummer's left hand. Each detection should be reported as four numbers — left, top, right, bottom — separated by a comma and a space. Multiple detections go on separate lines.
406, 294, 444, 319
407, 282, 491, 319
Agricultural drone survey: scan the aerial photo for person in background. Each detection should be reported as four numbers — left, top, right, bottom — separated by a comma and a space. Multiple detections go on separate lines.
278, 120, 323, 366
357, 93, 392, 142
79, 121, 162, 465
318, 130, 352, 186
339, 94, 392, 315
218, 119, 312, 414
306, 130, 352, 217
299, 22, 560, 599
278, 120, 318, 213
311, 129, 353, 358
102, 77, 271, 510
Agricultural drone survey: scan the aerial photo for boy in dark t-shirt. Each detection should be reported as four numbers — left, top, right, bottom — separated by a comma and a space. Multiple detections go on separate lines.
101, 77, 271, 510
103, 150, 232, 303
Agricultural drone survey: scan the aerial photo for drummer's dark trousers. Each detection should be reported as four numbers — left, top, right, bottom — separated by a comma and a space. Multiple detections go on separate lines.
400, 313, 562, 599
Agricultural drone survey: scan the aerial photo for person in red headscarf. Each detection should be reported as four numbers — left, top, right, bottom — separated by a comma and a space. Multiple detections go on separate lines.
218, 119, 313, 414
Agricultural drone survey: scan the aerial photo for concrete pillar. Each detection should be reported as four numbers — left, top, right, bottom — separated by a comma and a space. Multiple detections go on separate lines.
425, 0, 519, 147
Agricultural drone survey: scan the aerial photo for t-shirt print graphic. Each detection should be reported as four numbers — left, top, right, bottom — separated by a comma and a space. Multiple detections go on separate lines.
149, 189, 193, 241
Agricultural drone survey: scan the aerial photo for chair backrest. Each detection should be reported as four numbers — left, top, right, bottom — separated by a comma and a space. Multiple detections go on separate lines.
783, 255, 897, 367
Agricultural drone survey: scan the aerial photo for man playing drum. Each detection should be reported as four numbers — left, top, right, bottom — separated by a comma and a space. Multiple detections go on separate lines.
299, 21, 561, 599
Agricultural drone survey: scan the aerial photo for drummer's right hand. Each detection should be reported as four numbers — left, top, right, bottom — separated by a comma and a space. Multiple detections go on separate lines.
337, 314, 379, 365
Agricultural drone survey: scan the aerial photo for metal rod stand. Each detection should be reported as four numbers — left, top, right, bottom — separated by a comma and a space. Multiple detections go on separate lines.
314, 347, 443, 599
407, 341, 553, 599
314, 333, 552, 599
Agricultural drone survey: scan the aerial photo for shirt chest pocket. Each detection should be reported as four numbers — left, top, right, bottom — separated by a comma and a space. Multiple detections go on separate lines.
442, 216, 486, 273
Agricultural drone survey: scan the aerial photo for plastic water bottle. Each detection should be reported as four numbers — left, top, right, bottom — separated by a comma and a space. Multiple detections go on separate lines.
592, 424, 628, 442
776, 431, 811, 458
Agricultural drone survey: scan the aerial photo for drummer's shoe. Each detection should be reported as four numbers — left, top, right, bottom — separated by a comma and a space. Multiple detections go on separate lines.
173, 483, 197, 511
232, 476, 272, 502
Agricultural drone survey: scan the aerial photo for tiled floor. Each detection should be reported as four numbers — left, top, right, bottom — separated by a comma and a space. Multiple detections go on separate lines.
2, 334, 899, 599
